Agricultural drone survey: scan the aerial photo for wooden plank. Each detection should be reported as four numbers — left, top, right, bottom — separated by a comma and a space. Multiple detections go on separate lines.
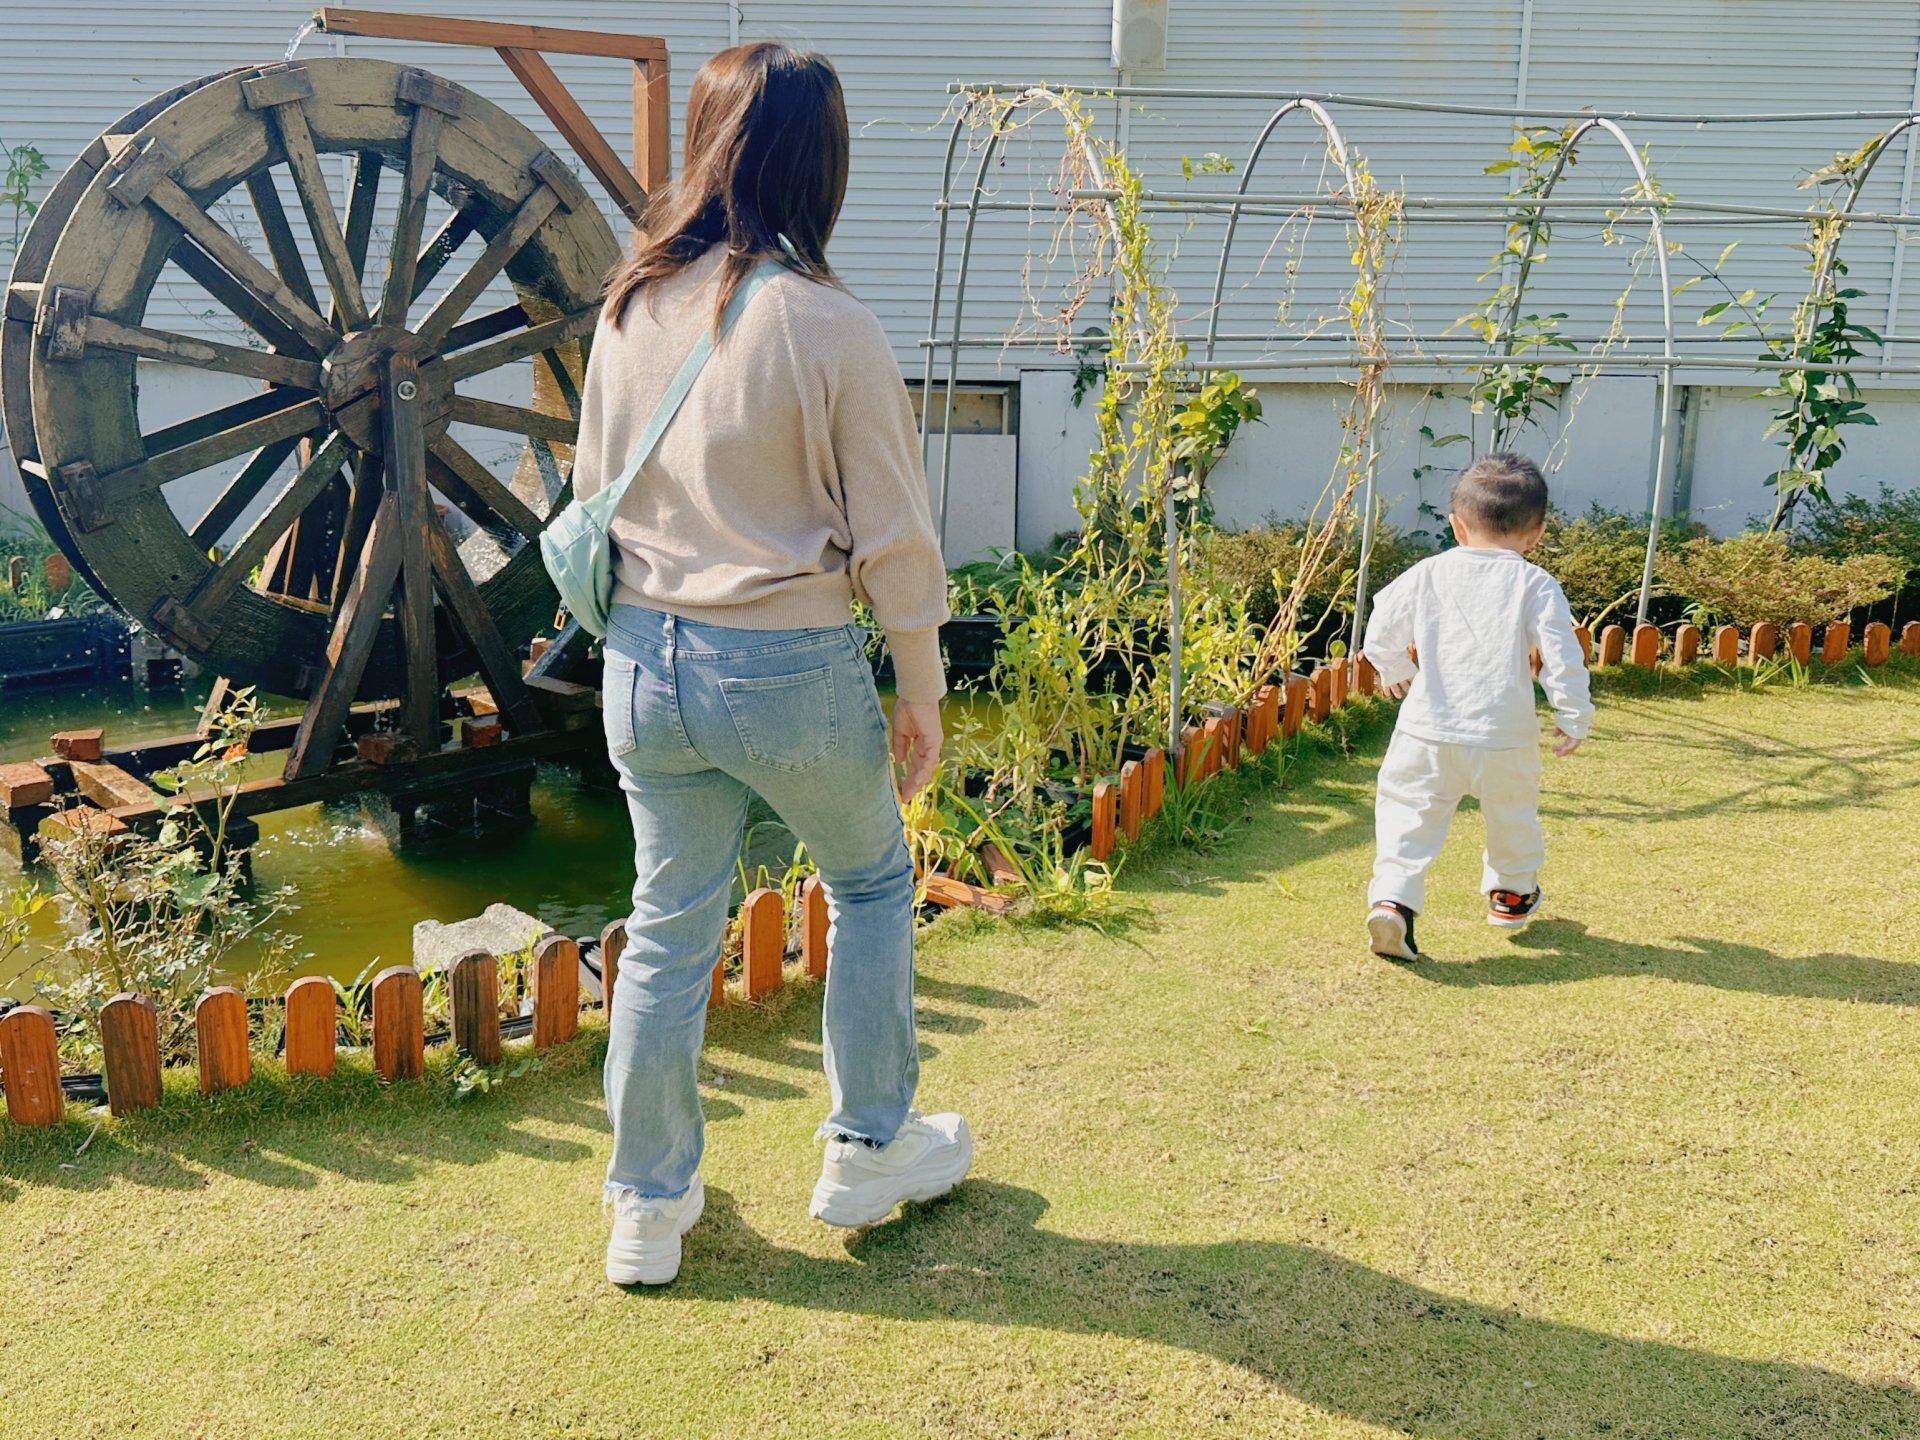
446, 393, 579, 444
0, 1005, 65, 1126
1820, 621, 1850, 665
427, 437, 548, 538
597, 921, 626, 1012
69, 761, 161, 811
195, 987, 251, 1095
189, 430, 354, 615
1864, 621, 1892, 666
1786, 622, 1813, 665
1118, 760, 1142, 842
449, 951, 501, 1064
800, 876, 829, 980
243, 171, 322, 312
79, 313, 323, 390
532, 933, 579, 1049
413, 204, 480, 300
0, 762, 54, 808
498, 45, 651, 223
415, 183, 561, 348
380, 84, 448, 328
1630, 623, 1660, 667
382, 355, 442, 760
423, 506, 543, 737
436, 304, 601, 385
1712, 625, 1741, 664
1674, 623, 1701, 666
283, 975, 337, 1077
921, 873, 1015, 916
264, 92, 371, 329
314, 8, 669, 61
371, 966, 424, 1082
190, 436, 304, 550
98, 395, 327, 509
284, 492, 404, 780
170, 238, 316, 359
740, 887, 784, 1000
634, 57, 671, 196
1090, 780, 1117, 863
100, 993, 161, 1116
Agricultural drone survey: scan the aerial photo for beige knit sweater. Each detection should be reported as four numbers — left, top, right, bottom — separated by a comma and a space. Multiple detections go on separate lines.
571, 247, 950, 701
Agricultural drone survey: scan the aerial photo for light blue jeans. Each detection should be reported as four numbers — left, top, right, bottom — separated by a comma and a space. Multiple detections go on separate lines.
600, 605, 920, 1199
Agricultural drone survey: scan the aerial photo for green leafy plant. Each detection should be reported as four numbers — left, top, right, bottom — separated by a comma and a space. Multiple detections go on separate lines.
1655, 530, 1903, 630
0, 132, 48, 252
452, 1053, 542, 1099
1534, 505, 1706, 627
1169, 371, 1263, 521
1794, 483, 1920, 602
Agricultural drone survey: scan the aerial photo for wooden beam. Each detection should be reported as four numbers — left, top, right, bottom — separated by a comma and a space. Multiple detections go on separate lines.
634, 57, 671, 196
383, 353, 442, 759
446, 393, 578, 444
313, 8, 668, 62
414, 184, 560, 348
497, 45, 650, 223
79, 314, 323, 391
423, 505, 544, 737
435, 304, 600, 384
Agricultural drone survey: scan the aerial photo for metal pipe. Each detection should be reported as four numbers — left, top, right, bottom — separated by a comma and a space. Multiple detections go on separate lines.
935, 124, 1009, 550
918, 115, 969, 476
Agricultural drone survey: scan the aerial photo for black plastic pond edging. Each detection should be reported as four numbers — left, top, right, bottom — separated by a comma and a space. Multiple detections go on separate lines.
0, 613, 131, 691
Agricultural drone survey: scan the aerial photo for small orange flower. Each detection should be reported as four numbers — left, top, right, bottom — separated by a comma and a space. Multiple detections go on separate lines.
221, 743, 248, 762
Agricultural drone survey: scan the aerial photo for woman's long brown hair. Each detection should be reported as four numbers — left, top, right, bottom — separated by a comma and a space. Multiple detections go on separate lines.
603, 42, 849, 328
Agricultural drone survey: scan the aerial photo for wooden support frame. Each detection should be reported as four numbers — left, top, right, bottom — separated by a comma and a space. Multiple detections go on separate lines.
312, 8, 673, 219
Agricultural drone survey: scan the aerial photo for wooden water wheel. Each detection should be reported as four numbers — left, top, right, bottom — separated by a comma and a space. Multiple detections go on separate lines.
3, 57, 617, 780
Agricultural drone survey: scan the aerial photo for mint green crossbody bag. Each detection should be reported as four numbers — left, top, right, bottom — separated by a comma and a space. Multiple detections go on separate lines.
541, 260, 782, 638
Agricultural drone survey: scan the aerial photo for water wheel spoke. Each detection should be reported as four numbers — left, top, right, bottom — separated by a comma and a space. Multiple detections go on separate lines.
336, 152, 383, 330
139, 175, 337, 353
188, 433, 307, 549
169, 239, 317, 359
448, 394, 578, 445
101, 392, 328, 508
412, 204, 480, 303
243, 173, 322, 313
267, 101, 371, 331
285, 490, 404, 781
427, 434, 546, 538
423, 507, 542, 735
329, 450, 384, 605
381, 106, 447, 329
80, 314, 322, 390
187, 430, 354, 613
437, 304, 600, 385
415, 183, 561, 349
441, 304, 531, 355
384, 354, 441, 755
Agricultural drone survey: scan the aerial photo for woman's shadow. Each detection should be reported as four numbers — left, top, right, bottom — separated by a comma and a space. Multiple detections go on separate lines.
662, 1181, 1917, 1437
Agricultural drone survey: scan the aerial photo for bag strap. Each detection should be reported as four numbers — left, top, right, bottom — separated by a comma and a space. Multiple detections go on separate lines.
596, 258, 785, 522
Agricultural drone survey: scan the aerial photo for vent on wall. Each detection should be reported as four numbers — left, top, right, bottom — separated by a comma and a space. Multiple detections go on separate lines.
1111, 0, 1168, 71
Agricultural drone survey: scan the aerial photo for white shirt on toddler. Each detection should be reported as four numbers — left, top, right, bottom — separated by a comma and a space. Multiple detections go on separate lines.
1361, 545, 1593, 749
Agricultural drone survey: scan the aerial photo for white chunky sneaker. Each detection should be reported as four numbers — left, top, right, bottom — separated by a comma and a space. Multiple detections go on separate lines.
810, 1111, 973, 1228
605, 1173, 704, 1286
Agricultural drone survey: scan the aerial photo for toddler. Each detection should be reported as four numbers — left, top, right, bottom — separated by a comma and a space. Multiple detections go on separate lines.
1360, 452, 1593, 960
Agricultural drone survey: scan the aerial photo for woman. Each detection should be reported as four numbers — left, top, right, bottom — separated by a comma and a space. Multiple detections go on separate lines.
575, 42, 969, 1287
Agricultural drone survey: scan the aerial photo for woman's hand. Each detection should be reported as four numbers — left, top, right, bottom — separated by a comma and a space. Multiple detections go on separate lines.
890, 699, 944, 800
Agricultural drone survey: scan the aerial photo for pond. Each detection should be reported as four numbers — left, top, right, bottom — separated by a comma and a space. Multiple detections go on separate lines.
3, 678, 967, 999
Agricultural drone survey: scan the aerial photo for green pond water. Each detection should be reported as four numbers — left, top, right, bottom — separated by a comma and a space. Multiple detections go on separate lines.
0, 681, 814, 998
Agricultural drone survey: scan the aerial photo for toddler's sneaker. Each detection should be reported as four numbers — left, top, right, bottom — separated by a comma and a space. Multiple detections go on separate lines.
1366, 901, 1420, 961
1487, 888, 1544, 930
605, 1173, 704, 1286
810, 1111, 972, 1228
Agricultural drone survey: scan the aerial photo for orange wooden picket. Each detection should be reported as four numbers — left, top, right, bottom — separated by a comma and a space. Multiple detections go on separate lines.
532, 934, 580, 1049
1222, 707, 1241, 769
1674, 623, 1701, 666
371, 966, 424, 1083
100, 993, 161, 1117
1863, 621, 1891, 666
801, 875, 830, 979
1597, 625, 1625, 667
1119, 760, 1142, 841
1821, 621, 1849, 664
448, 952, 501, 1066
0, 1004, 64, 1126
1786, 622, 1812, 665
1201, 718, 1227, 778
283, 975, 336, 1078
1353, 656, 1376, 698
1308, 667, 1333, 722
598, 919, 627, 1013
1903, 621, 1920, 656
1090, 780, 1117, 862
1573, 626, 1592, 665
1748, 622, 1778, 662
1329, 660, 1348, 709
741, 887, 784, 1000
1282, 674, 1308, 736
1630, 623, 1659, 667
710, 960, 725, 1008
1142, 746, 1166, 818
195, 987, 250, 1096
1712, 625, 1740, 664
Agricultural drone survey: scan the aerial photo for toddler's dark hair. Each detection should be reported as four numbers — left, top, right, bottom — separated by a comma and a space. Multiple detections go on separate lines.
1450, 452, 1548, 536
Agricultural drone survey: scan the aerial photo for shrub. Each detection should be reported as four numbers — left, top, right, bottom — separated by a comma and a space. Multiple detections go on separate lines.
1195, 519, 1430, 628
1655, 530, 1904, 630
1533, 505, 1706, 627
1794, 484, 1920, 590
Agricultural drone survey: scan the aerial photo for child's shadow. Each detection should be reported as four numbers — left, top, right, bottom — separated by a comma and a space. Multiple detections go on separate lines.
1409, 919, 1920, 1007
660, 1181, 1916, 1437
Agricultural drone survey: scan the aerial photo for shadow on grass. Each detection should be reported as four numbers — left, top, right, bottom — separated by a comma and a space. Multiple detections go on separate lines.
1407, 919, 1920, 1007
665, 1180, 1919, 1438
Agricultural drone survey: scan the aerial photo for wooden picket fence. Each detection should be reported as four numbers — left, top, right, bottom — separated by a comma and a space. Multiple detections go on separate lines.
0, 875, 853, 1129
1575, 618, 1917, 673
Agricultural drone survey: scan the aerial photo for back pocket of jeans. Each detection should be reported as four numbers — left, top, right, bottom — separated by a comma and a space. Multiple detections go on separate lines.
720, 665, 838, 772
602, 653, 640, 758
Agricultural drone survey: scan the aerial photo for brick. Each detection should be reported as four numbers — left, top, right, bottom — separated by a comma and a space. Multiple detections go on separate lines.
50, 728, 103, 761
0, 761, 54, 808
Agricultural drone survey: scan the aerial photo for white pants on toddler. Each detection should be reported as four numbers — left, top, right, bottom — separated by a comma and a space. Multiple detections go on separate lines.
1369, 729, 1544, 913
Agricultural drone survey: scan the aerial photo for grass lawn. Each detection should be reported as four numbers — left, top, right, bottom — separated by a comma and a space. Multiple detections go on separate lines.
5, 670, 1920, 1438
